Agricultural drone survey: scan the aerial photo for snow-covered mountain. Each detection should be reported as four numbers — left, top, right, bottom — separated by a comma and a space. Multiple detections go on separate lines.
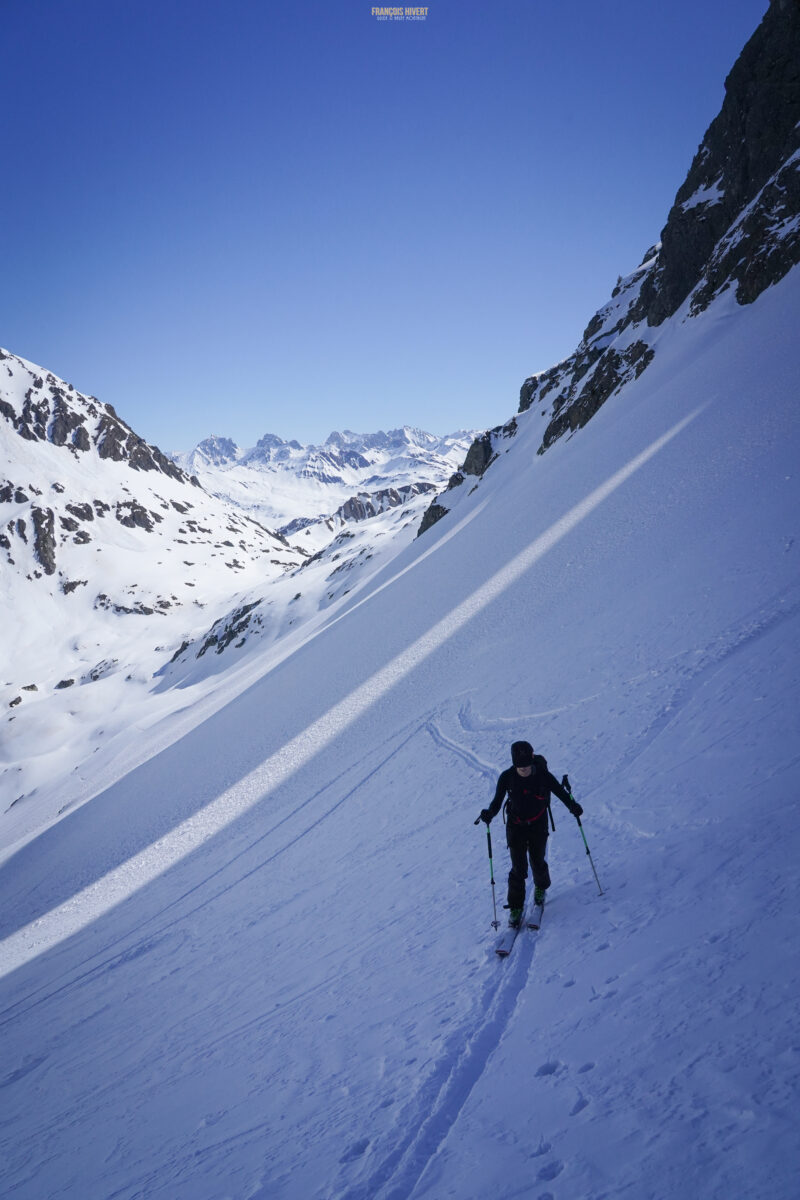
0, 350, 308, 801
0, 358, 473, 805
1, 4, 799, 1199
0, 357, 471, 809
173, 426, 474, 531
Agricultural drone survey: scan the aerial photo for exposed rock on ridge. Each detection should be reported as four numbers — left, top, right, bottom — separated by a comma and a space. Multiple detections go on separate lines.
635, 0, 800, 325
0, 350, 191, 483
418, 0, 800, 536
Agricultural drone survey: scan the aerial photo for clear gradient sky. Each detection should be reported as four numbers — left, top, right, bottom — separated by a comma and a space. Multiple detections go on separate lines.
2, 0, 769, 451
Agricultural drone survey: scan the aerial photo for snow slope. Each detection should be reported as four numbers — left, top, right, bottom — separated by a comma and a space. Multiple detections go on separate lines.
1, 267, 798, 1199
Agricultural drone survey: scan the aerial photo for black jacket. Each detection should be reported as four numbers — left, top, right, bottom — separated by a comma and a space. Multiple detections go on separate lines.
487, 754, 574, 823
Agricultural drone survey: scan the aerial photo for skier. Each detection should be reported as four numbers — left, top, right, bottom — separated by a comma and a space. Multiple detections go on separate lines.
478, 740, 582, 926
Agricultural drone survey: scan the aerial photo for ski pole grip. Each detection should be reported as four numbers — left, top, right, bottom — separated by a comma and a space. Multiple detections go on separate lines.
474, 815, 481, 825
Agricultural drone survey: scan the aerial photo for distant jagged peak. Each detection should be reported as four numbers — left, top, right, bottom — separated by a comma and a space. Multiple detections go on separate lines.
325, 426, 466, 455
190, 435, 241, 466
179, 425, 474, 468
254, 432, 289, 451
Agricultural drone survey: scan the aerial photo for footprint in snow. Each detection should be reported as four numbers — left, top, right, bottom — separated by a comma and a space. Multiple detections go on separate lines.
537, 1160, 564, 1181
339, 1138, 370, 1164
535, 1061, 560, 1077
577, 1061, 595, 1073
570, 1095, 590, 1115
530, 1139, 551, 1158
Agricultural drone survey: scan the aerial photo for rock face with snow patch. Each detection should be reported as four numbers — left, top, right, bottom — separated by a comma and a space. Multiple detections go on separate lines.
636, 0, 800, 324
419, 0, 800, 535
282, 480, 438, 546
0, 350, 189, 481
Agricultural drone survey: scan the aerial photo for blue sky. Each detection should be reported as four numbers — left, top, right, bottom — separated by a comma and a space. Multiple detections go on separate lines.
2, 0, 769, 450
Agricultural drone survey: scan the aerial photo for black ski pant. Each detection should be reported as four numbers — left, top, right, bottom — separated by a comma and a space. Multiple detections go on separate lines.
506, 818, 551, 909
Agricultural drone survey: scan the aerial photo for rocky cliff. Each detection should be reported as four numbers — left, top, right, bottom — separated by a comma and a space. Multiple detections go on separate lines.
420, 0, 800, 534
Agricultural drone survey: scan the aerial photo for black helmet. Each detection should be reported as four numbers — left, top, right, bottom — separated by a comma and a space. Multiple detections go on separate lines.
511, 740, 534, 767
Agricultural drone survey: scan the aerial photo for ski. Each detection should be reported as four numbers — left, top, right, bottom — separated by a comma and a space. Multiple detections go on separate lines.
495, 896, 547, 956
495, 915, 521, 957
495, 902, 532, 956
527, 898, 545, 930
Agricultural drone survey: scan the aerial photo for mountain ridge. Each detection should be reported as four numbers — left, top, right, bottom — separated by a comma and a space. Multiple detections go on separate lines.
172, 423, 475, 531
419, 0, 800, 536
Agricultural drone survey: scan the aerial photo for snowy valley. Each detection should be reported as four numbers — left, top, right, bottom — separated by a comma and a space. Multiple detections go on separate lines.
0, 360, 471, 819
1, 3, 799, 1199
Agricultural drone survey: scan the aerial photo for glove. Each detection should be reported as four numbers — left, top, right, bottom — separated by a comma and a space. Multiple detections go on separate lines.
479, 808, 492, 825
570, 801, 583, 818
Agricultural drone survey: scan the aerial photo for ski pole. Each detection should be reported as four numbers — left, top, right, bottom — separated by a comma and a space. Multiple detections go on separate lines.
474, 815, 500, 929
576, 819, 604, 895
562, 774, 604, 896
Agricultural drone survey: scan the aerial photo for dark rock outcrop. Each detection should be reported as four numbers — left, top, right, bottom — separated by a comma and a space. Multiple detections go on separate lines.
65, 502, 94, 522
0, 352, 191, 485
634, 0, 800, 324
532, 0, 800, 456
31, 506, 56, 574
417, 502, 450, 537
518, 244, 660, 456
417, 2, 800, 538
196, 600, 263, 657
115, 501, 157, 531
540, 341, 655, 451
462, 433, 494, 478
417, 417, 518, 534
335, 482, 436, 524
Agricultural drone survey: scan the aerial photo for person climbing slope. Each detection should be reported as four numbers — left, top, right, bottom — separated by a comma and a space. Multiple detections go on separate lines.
478, 740, 582, 926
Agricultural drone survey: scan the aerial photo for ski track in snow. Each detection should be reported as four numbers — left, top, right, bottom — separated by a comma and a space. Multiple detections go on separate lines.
333, 584, 800, 1200
331, 715, 547, 1200
595, 581, 800, 796
0, 718, 428, 1028
457, 693, 606, 732
424, 718, 498, 785
328, 907, 542, 1200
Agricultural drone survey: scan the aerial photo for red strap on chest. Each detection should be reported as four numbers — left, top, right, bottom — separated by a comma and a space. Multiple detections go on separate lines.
512, 807, 546, 824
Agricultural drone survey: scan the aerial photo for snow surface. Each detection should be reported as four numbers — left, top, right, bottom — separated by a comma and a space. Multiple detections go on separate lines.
1, 270, 799, 1199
